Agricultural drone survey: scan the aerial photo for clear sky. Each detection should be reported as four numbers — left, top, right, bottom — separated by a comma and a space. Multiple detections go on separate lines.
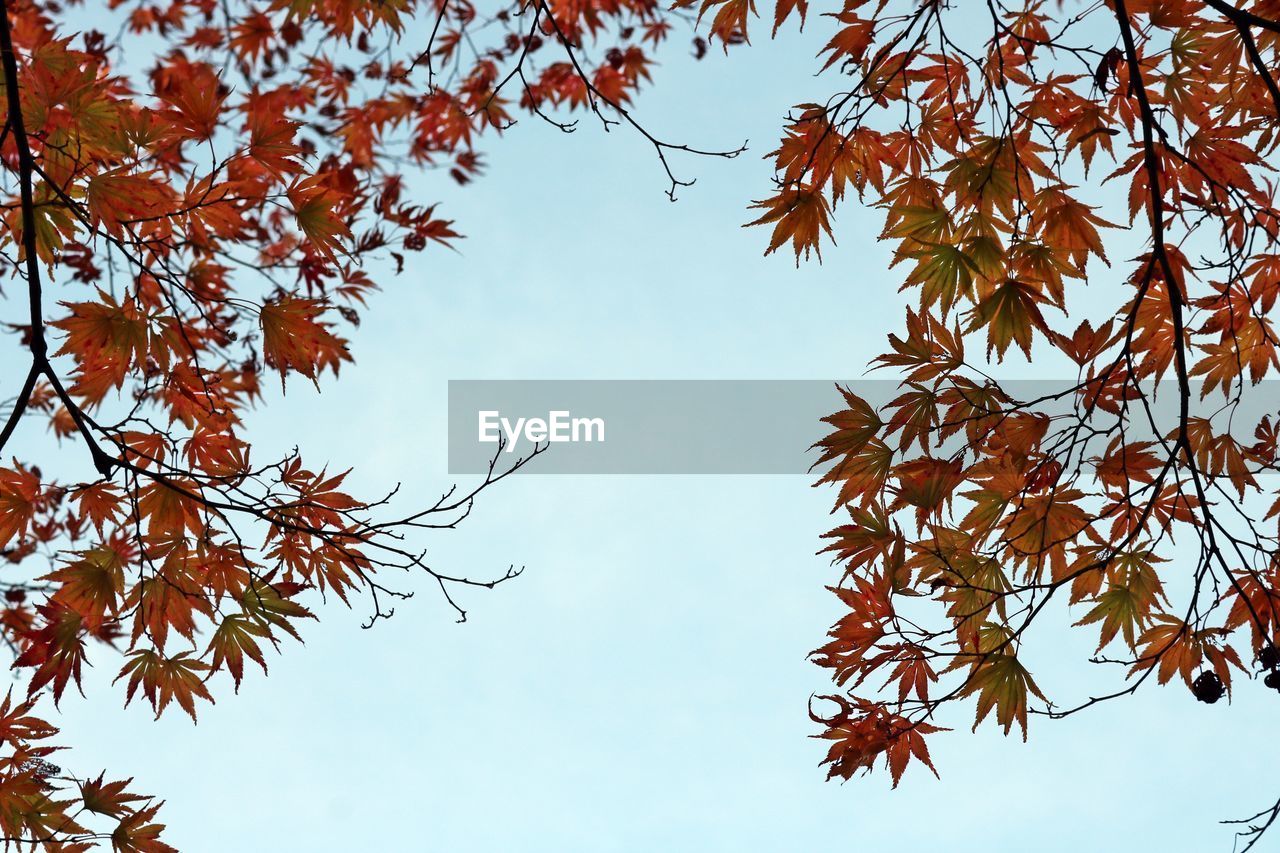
17, 13, 1278, 853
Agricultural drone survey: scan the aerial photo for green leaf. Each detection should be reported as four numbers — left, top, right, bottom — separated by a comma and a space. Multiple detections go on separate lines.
963, 652, 1044, 739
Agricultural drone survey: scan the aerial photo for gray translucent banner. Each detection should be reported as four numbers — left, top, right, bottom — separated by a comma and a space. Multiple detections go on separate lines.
446, 379, 1279, 475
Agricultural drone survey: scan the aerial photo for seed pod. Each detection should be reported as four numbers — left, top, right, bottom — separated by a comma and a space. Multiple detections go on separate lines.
1192, 671, 1224, 704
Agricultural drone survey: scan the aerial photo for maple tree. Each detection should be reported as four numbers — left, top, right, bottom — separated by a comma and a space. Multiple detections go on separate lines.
0, 0, 723, 845
3, 0, 1280, 844
709, 0, 1280, 847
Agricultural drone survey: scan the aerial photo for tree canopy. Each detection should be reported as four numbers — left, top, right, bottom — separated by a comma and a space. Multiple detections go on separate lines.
1, 0, 1279, 848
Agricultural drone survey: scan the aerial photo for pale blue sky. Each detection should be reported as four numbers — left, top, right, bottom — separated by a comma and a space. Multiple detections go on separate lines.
11, 12, 1277, 852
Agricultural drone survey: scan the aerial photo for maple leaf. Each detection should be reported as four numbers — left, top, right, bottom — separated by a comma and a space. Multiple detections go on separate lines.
127, 572, 209, 653
230, 10, 274, 61
772, 0, 807, 36
812, 386, 882, 467
1028, 185, 1113, 269
875, 309, 964, 382
43, 546, 127, 630
1225, 566, 1280, 651
747, 185, 834, 262
883, 385, 942, 452
206, 614, 271, 690
813, 438, 893, 510
882, 645, 938, 704
287, 176, 351, 262
1074, 550, 1167, 651
1052, 319, 1116, 365
0, 691, 57, 745
1076, 586, 1144, 652
811, 695, 944, 787
960, 648, 1045, 739
1181, 418, 1255, 499
1094, 438, 1160, 492
240, 575, 315, 641
903, 242, 978, 313
1001, 489, 1093, 582
80, 773, 146, 818
819, 12, 875, 71
28, 184, 80, 267
137, 479, 205, 538
1185, 127, 1263, 196
968, 279, 1047, 360
14, 605, 90, 704
0, 465, 40, 552
1130, 615, 1243, 693
413, 205, 463, 251
246, 114, 304, 175
111, 801, 177, 853
159, 71, 226, 140
85, 171, 176, 237
0, 784, 88, 844
72, 482, 124, 534
181, 177, 250, 242
258, 296, 351, 387
890, 457, 965, 522
116, 650, 214, 721
813, 576, 893, 686
674, 0, 757, 46
820, 503, 898, 575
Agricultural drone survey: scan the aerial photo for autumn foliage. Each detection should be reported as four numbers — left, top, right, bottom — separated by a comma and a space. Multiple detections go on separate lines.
715, 0, 1280, 846
0, 0, 685, 844
2, 0, 1280, 846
